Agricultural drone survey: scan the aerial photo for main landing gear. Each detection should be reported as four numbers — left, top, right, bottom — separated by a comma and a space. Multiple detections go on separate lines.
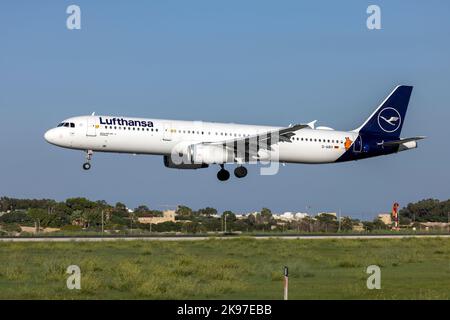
83, 150, 93, 171
234, 166, 247, 178
217, 165, 248, 181
217, 165, 230, 181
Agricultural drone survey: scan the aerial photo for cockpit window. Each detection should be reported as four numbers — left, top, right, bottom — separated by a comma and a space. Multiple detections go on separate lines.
57, 122, 75, 128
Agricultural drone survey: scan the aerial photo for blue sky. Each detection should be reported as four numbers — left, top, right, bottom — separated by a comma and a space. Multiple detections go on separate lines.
0, 1, 449, 217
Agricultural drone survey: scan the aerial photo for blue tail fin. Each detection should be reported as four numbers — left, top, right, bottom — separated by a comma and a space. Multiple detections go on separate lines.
354, 85, 413, 139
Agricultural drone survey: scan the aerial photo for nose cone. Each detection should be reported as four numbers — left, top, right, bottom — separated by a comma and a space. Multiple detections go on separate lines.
44, 129, 57, 144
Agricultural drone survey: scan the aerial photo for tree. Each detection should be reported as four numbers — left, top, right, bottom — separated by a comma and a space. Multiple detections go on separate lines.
84, 209, 102, 228
134, 205, 150, 213
176, 205, 193, 217
223, 211, 236, 222
65, 198, 96, 211
300, 216, 316, 232
115, 202, 127, 211
400, 199, 450, 222
372, 218, 389, 230
316, 214, 338, 232
28, 208, 47, 230
261, 208, 272, 222
197, 207, 217, 217
0, 211, 33, 225
340, 216, 356, 231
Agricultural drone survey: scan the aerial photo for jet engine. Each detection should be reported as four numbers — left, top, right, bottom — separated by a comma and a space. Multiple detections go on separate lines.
163, 155, 208, 169
190, 144, 235, 164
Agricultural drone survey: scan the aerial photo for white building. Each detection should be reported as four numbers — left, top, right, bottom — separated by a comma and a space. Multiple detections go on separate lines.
274, 212, 309, 222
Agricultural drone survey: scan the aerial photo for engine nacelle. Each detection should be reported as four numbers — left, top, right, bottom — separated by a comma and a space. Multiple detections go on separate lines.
163, 155, 208, 169
190, 145, 234, 164
398, 140, 417, 152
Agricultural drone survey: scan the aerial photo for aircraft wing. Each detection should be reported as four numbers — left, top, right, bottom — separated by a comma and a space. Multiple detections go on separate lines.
382, 136, 426, 147
196, 124, 309, 161
202, 123, 309, 149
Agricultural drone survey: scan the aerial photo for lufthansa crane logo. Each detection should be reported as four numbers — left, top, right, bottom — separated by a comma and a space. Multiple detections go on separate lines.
377, 107, 401, 133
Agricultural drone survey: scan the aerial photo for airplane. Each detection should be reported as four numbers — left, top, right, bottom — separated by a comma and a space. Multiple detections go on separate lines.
44, 85, 425, 181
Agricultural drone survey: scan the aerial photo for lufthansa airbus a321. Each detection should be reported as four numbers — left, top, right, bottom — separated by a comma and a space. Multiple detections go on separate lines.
44, 85, 424, 181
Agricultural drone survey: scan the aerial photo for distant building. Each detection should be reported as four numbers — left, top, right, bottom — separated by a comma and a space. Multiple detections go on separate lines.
295, 212, 309, 220
274, 212, 309, 221
378, 214, 392, 225
419, 222, 449, 230
138, 210, 176, 225
274, 212, 294, 221
352, 223, 365, 232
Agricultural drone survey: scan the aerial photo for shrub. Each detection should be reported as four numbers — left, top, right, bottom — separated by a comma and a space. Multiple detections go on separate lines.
60, 225, 83, 232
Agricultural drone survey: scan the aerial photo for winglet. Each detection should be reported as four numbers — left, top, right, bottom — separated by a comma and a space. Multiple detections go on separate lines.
307, 120, 317, 129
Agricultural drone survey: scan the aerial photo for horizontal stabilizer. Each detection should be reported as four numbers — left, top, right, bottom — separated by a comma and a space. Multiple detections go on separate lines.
382, 136, 426, 147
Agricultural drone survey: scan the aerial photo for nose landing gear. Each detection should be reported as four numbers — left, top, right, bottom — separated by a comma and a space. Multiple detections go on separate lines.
83, 150, 93, 171
82, 162, 91, 170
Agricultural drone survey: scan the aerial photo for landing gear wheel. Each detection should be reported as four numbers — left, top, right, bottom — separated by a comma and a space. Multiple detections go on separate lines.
234, 166, 247, 178
217, 169, 230, 181
83, 150, 93, 171
83, 162, 91, 171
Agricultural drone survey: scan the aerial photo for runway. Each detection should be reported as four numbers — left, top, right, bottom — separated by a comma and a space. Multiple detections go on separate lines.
0, 234, 449, 242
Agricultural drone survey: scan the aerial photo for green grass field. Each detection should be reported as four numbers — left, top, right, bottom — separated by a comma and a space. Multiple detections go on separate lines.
0, 238, 449, 299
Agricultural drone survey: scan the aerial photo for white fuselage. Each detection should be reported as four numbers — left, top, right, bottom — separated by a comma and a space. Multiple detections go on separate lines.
44, 115, 359, 164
